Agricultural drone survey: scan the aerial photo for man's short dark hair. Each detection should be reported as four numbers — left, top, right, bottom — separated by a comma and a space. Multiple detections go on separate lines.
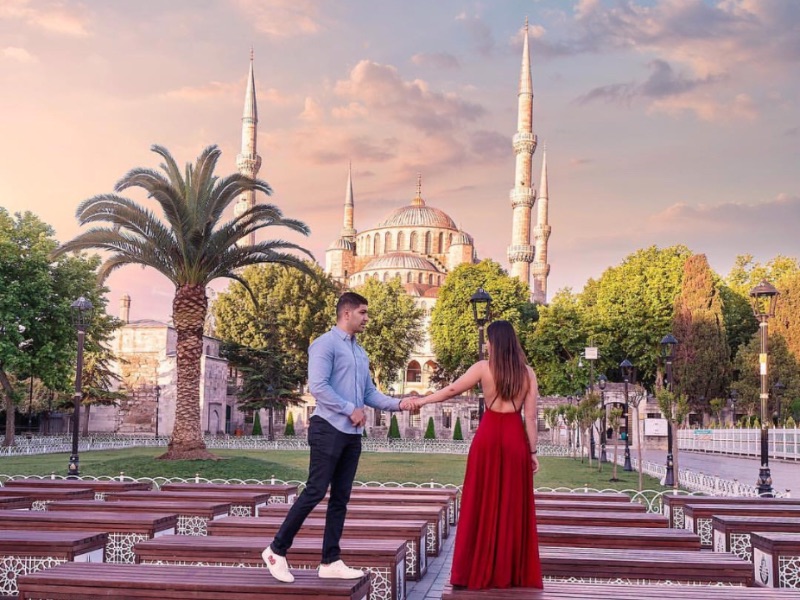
337, 292, 368, 318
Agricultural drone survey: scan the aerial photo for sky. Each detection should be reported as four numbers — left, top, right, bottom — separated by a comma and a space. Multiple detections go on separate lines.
1, 0, 798, 322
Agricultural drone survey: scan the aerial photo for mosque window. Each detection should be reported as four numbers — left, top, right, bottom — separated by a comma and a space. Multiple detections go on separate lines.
397, 231, 404, 250
449, 233, 454, 247
394, 272, 401, 280
385, 231, 392, 251
373, 235, 380, 255
418, 272, 423, 284
438, 232, 444, 253
365, 234, 372, 255
407, 272, 413, 283
424, 231, 432, 254
438, 275, 442, 285
409, 231, 418, 252
382, 272, 389, 282
428, 274, 434, 284
406, 360, 422, 383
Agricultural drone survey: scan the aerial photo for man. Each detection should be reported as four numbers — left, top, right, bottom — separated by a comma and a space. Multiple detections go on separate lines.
262, 291, 412, 582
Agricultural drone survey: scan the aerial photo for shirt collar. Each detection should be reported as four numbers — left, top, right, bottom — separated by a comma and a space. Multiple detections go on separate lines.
332, 325, 355, 342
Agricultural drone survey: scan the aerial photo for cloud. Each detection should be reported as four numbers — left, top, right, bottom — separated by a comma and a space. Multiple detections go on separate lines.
161, 80, 240, 102
333, 60, 485, 133
568, 157, 593, 167
306, 134, 397, 165
299, 96, 322, 121
0, 0, 91, 36
456, 13, 495, 57
230, 0, 323, 37
648, 92, 758, 121
411, 52, 461, 70
469, 130, 508, 163
2, 46, 37, 63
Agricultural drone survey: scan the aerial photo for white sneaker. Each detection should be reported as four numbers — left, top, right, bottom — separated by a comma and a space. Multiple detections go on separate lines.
318, 560, 364, 579
262, 546, 294, 583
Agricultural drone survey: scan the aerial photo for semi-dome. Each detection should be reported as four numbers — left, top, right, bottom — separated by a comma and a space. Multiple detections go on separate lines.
376, 204, 457, 230
327, 237, 355, 251
450, 230, 473, 246
363, 252, 439, 272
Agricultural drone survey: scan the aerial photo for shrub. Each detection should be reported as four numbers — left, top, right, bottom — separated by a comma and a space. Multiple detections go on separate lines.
453, 417, 463, 441
787, 416, 797, 429
388, 414, 401, 439
252, 411, 263, 436
424, 417, 436, 440
284, 411, 295, 436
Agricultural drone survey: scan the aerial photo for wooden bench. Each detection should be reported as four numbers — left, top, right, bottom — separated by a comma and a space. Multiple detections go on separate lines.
751, 531, 800, 588
712, 515, 800, 561
105, 489, 270, 517
0, 496, 33, 510
4, 478, 152, 500
18, 563, 370, 599
537, 524, 700, 550
0, 486, 94, 510
684, 503, 800, 547
535, 492, 632, 503
350, 486, 461, 525
535, 510, 668, 528
535, 500, 646, 513
259, 502, 446, 555
0, 530, 106, 597
0, 509, 177, 564
134, 535, 407, 600
540, 546, 751, 585
663, 493, 800, 528
160, 482, 299, 504
341, 492, 453, 534
441, 581, 800, 599
208, 516, 429, 581
48, 499, 231, 536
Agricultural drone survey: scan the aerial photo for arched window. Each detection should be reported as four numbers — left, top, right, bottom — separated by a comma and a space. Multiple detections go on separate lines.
406, 360, 422, 383
373, 234, 380, 255
438, 275, 442, 285
418, 272, 423, 283
365, 234, 372, 255
424, 231, 432, 254
394, 272, 401, 280
397, 231, 405, 250
449, 233, 454, 246
407, 272, 413, 283
438, 232, 444, 253
409, 231, 418, 252
385, 231, 392, 252
382, 272, 389, 282
428, 274, 434, 284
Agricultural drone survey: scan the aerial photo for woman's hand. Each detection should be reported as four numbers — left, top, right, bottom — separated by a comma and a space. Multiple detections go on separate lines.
531, 455, 540, 474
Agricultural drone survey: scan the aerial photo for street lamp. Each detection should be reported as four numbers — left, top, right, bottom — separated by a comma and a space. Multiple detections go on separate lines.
661, 333, 678, 487
598, 374, 608, 463
750, 279, 779, 497
620, 359, 634, 472
773, 381, 785, 428
470, 288, 492, 421
582, 347, 599, 459
68, 296, 93, 478
154, 384, 161, 439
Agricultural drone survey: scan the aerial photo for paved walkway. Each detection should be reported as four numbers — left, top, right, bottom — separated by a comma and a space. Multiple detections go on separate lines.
407, 525, 456, 600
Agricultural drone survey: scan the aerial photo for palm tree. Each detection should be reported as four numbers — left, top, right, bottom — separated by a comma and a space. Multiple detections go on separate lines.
53, 145, 312, 459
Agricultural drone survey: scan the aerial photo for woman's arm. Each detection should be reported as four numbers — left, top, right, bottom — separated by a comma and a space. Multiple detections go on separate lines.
524, 368, 540, 474
414, 361, 485, 407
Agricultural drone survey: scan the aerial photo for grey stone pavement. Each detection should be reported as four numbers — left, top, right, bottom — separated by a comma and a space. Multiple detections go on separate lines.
406, 525, 456, 600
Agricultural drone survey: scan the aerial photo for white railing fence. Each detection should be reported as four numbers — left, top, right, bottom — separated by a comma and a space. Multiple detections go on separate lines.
677, 427, 800, 461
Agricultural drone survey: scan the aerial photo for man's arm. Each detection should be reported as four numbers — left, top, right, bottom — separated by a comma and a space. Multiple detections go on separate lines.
363, 376, 402, 411
308, 337, 355, 417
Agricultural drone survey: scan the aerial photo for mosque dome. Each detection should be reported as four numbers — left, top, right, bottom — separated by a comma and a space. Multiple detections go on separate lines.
363, 252, 440, 272
376, 204, 457, 230
327, 237, 355, 251
450, 230, 473, 246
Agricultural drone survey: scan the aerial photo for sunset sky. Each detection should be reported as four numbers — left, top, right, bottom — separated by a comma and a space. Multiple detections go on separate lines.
1, 0, 798, 322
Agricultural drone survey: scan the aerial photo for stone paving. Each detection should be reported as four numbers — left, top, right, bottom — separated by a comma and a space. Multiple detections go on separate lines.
406, 524, 456, 600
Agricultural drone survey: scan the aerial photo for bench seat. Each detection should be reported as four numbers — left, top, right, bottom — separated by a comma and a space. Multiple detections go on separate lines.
663, 494, 800, 528
159, 482, 298, 504
134, 535, 407, 600
712, 515, 800, 561
48, 500, 231, 536
208, 516, 428, 581
537, 524, 700, 550
535, 500, 645, 513
441, 581, 800, 599
18, 563, 369, 599
535, 510, 667, 528
0, 496, 33, 510
0, 487, 94, 510
685, 503, 800, 547
351, 486, 460, 524
535, 492, 631, 503
540, 546, 751, 585
4, 478, 151, 500
106, 490, 270, 517
751, 531, 800, 588
0, 530, 107, 597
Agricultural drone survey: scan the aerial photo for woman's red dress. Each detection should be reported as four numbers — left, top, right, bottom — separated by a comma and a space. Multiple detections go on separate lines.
450, 408, 543, 590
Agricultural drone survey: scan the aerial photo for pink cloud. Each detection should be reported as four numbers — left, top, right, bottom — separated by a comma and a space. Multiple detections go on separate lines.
2, 46, 37, 63
230, 0, 324, 37
0, 0, 91, 37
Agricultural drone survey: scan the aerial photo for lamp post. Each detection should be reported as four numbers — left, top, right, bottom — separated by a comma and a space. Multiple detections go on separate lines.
773, 381, 785, 428
68, 296, 93, 478
661, 333, 678, 488
750, 279, 779, 497
598, 374, 608, 463
154, 384, 161, 439
583, 347, 599, 458
620, 359, 634, 471
470, 288, 492, 422
729, 388, 739, 427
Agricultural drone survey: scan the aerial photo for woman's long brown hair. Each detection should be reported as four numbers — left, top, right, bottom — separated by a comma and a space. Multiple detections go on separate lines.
487, 320, 529, 402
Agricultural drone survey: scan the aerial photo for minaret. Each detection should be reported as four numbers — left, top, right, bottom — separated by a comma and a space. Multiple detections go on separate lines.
532, 149, 551, 304
507, 18, 537, 292
234, 49, 262, 247
341, 162, 356, 241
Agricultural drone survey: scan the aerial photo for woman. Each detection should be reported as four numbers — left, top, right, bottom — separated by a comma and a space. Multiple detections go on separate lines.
409, 320, 542, 590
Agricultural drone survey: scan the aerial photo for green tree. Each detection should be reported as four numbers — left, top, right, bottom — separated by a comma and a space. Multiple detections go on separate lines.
719, 284, 757, 361
388, 414, 401, 439
774, 271, 800, 362
284, 411, 295, 436
424, 417, 436, 440
726, 254, 800, 296
732, 333, 800, 419
358, 278, 425, 390
252, 411, 263, 436
671, 254, 730, 414
430, 260, 534, 380
211, 262, 338, 374
53, 145, 312, 460
452, 417, 463, 440
582, 245, 691, 387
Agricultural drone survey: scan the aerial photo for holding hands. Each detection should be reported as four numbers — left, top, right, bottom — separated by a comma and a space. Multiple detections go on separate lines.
399, 396, 425, 411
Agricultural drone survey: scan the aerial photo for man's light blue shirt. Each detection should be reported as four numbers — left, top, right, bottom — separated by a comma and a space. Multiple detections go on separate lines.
308, 325, 401, 434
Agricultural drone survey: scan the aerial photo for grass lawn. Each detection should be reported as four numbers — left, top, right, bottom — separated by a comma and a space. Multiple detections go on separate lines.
0, 448, 671, 493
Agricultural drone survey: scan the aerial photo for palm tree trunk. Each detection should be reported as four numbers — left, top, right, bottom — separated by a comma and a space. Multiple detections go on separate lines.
158, 284, 217, 460
0, 369, 16, 447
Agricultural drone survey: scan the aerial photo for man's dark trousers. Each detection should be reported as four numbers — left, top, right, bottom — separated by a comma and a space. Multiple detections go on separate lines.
270, 415, 362, 563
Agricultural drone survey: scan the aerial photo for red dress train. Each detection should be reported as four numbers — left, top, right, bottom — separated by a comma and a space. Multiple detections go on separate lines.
450, 408, 543, 590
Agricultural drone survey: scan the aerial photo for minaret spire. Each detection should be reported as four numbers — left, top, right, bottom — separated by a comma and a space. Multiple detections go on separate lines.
507, 18, 537, 293
532, 148, 551, 304
234, 50, 263, 246
341, 162, 356, 240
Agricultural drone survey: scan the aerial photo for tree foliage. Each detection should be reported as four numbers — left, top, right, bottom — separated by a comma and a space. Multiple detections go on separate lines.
774, 271, 800, 362
452, 417, 463, 440
357, 278, 425, 391
430, 260, 535, 380
424, 416, 436, 439
388, 414, 401, 439
284, 411, 295, 436
732, 333, 800, 418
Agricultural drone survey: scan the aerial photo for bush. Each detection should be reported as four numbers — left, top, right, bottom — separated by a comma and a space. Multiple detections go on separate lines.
388, 414, 401, 439
787, 416, 797, 429
252, 411, 263, 436
424, 417, 436, 440
284, 412, 295, 436
453, 417, 463, 441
